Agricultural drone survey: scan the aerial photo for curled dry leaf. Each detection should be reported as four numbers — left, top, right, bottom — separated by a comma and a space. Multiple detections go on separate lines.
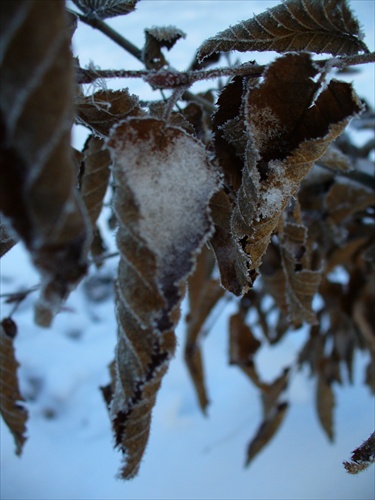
106, 117, 220, 478
230, 52, 362, 277
0, 0, 89, 326
76, 89, 144, 138
185, 246, 225, 413
143, 26, 186, 69
0, 318, 28, 455
72, 0, 139, 19
209, 189, 256, 296
198, 0, 368, 62
212, 76, 248, 192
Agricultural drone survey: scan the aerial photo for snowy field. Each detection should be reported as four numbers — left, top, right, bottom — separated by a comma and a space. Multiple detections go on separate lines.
1, 1, 374, 499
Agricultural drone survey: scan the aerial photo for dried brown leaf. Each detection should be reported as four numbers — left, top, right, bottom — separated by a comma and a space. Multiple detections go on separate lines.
76, 89, 143, 137
231, 52, 362, 274
261, 368, 290, 418
318, 144, 353, 172
279, 219, 322, 326
325, 181, 374, 226
72, 0, 139, 19
245, 402, 288, 466
209, 189, 256, 296
316, 363, 335, 441
198, 0, 368, 62
0, 318, 28, 455
212, 76, 248, 191
143, 26, 186, 70
229, 312, 261, 366
0, 1, 90, 326
79, 135, 111, 226
185, 246, 225, 413
343, 432, 375, 474
106, 117, 220, 478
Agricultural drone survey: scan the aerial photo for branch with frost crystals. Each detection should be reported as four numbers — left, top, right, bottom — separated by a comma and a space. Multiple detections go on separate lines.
76, 62, 263, 88
76, 52, 374, 89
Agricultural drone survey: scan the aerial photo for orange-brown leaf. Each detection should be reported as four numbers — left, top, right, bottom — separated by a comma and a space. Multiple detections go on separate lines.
316, 366, 335, 441
198, 0, 368, 61
106, 117, 220, 478
79, 135, 111, 226
0, 318, 28, 455
76, 89, 144, 137
231, 53, 362, 274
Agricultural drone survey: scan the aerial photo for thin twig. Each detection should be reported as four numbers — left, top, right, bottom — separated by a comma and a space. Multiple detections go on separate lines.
68, 9, 143, 61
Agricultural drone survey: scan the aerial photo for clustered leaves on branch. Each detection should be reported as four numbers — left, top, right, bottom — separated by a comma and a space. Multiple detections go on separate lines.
0, 0, 374, 480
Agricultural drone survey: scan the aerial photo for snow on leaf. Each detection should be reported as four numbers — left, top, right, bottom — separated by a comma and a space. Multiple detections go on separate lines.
0, 1, 90, 327
0, 318, 28, 456
76, 89, 144, 138
72, 0, 139, 19
197, 0, 368, 62
230, 52, 363, 274
106, 117, 220, 479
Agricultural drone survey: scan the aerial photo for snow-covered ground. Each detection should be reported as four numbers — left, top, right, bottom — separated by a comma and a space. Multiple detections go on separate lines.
1, 1, 374, 499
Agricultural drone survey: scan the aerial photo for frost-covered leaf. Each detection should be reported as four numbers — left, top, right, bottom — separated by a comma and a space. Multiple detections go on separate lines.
317, 144, 353, 172
185, 246, 225, 413
0, 318, 28, 455
343, 432, 375, 474
0, 0, 90, 326
143, 26, 186, 69
0, 222, 18, 258
212, 76, 247, 191
231, 52, 362, 274
76, 89, 143, 138
245, 402, 288, 466
106, 117, 220, 479
72, 0, 139, 19
198, 0, 368, 61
